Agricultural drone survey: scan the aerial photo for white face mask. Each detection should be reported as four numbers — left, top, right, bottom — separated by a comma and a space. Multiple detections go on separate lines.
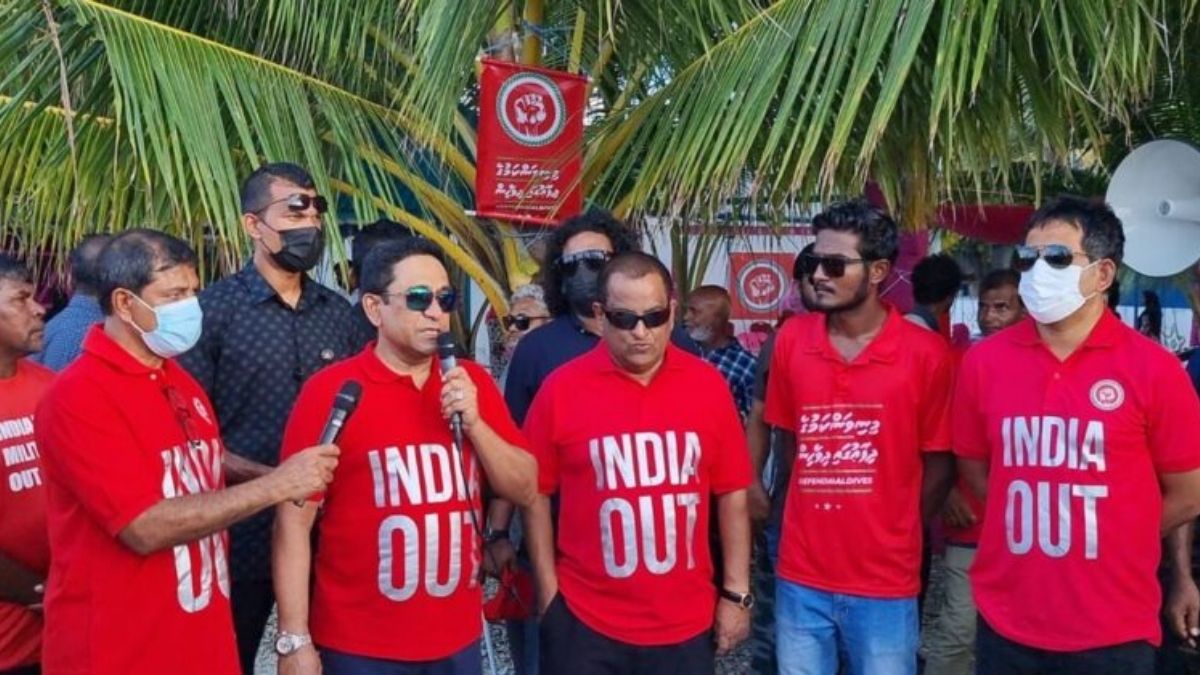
1018, 258, 1098, 325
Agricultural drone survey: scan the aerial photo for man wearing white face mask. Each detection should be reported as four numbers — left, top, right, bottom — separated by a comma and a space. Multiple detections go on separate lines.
952, 196, 1200, 674
35, 229, 341, 675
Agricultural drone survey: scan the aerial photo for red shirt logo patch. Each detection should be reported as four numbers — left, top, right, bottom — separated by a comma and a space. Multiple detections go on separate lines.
1089, 380, 1125, 412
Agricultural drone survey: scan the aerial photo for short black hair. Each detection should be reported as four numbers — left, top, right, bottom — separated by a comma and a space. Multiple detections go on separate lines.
240, 162, 316, 214
792, 242, 816, 280
541, 210, 641, 316
811, 199, 899, 264
980, 268, 1020, 296
361, 237, 445, 296
96, 229, 198, 315
69, 233, 113, 296
352, 219, 415, 282
0, 253, 31, 285
1026, 195, 1125, 266
912, 254, 964, 305
598, 251, 674, 306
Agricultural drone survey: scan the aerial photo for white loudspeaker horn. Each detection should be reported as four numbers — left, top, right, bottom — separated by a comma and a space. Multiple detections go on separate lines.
1107, 139, 1200, 277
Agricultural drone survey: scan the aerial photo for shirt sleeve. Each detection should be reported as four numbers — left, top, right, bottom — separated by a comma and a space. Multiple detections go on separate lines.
35, 383, 164, 537
763, 326, 795, 430
919, 344, 954, 453
503, 337, 539, 427
1146, 355, 1200, 474
279, 376, 336, 502
521, 378, 559, 495
951, 347, 989, 460
708, 377, 754, 494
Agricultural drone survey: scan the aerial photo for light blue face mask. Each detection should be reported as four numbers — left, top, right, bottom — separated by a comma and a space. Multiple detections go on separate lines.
130, 294, 203, 358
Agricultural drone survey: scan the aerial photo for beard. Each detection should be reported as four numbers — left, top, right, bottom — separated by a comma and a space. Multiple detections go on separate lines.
816, 274, 872, 315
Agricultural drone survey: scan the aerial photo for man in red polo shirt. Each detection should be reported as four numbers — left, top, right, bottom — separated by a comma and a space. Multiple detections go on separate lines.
273, 237, 536, 675
35, 229, 340, 675
954, 196, 1200, 673
765, 199, 955, 675
0, 253, 52, 675
523, 251, 753, 674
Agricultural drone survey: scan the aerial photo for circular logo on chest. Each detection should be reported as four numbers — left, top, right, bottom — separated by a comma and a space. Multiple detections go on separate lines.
1089, 379, 1125, 412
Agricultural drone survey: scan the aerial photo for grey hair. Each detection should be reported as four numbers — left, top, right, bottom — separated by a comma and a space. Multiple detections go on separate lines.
510, 283, 547, 308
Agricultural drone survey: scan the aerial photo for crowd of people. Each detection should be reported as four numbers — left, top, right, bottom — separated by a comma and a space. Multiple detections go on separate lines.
1, 161, 1199, 675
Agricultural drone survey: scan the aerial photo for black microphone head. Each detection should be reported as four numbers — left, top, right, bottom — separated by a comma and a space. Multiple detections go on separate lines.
333, 380, 363, 414
437, 332, 457, 365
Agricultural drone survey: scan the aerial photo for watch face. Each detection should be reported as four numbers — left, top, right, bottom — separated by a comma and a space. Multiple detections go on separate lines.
743, 594, 756, 609
275, 635, 295, 654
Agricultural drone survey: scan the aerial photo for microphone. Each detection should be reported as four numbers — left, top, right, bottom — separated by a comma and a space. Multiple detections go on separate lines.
437, 332, 464, 442
292, 380, 361, 507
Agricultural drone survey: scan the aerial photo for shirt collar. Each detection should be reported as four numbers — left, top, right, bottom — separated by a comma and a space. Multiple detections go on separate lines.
1009, 309, 1123, 350
237, 262, 328, 309
358, 342, 444, 387
81, 325, 177, 377
802, 304, 903, 364
589, 341, 688, 378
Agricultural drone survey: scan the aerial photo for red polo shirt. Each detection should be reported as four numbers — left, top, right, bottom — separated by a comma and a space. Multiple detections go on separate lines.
953, 313, 1200, 651
280, 345, 526, 661
0, 359, 54, 669
524, 344, 752, 646
765, 308, 954, 597
35, 327, 238, 675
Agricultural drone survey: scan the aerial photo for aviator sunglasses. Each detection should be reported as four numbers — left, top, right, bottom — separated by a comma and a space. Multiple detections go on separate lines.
381, 285, 458, 313
796, 252, 872, 279
603, 307, 672, 331
1011, 244, 1092, 273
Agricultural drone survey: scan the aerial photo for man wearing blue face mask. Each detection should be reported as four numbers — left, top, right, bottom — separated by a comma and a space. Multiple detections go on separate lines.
35, 228, 340, 675
179, 163, 359, 671
953, 196, 1200, 674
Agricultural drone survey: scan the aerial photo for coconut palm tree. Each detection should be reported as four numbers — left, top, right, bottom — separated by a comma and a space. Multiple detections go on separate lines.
0, 0, 1191, 320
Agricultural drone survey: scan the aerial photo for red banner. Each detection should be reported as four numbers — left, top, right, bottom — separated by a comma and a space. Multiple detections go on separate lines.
729, 253, 796, 319
475, 59, 587, 226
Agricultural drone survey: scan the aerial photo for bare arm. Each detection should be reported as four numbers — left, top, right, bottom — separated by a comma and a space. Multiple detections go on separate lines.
920, 452, 955, 524
223, 451, 271, 485
744, 400, 771, 522
1162, 469, 1200, 533
273, 501, 319, 635
0, 553, 42, 606
1165, 522, 1200, 645
717, 489, 752, 593
522, 494, 558, 613
958, 457, 989, 501
119, 444, 338, 556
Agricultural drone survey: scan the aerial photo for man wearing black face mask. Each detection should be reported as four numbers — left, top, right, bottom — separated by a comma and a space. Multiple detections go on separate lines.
179, 162, 358, 673
487, 210, 699, 675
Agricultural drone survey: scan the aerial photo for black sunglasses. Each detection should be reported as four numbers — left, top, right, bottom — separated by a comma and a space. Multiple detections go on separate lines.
557, 249, 612, 275
383, 285, 458, 313
503, 313, 549, 331
253, 193, 329, 216
603, 307, 671, 331
796, 252, 871, 279
1012, 245, 1091, 273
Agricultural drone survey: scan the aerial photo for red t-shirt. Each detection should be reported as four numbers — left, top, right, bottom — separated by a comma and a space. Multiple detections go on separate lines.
525, 344, 752, 646
35, 327, 238, 675
953, 313, 1200, 651
765, 308, 954, 597
280, 346, 526, 661
0, 359, 54, 669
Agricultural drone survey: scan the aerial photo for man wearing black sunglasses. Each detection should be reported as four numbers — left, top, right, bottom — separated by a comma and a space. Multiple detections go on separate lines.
766, 200, 956, 675
524, 252, 752, 674
179, 162, 359, 672
273, 237, 536, 675
952, 196, 1200, 675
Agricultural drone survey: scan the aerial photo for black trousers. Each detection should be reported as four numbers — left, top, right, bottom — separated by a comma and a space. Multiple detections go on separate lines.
0, 666, 41, 675
538, 594, 714, 675
977, 618, 1153, 675
231, 577, 275, 674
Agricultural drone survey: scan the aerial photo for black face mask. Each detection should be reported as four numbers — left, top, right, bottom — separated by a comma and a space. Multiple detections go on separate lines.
269, 226, 324, 273
562, 267, 602, 317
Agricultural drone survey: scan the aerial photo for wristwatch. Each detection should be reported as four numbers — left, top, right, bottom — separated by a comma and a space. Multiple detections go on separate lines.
275, 631, 312, 656
484, 527, 509, 544
719, 588, 756, 610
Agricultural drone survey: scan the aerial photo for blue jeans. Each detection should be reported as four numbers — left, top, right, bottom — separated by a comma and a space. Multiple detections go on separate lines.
776, 579, 918, 675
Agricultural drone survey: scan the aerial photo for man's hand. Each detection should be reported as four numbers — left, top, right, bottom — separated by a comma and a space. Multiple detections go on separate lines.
277, 644, 321, 675
940, 487, 977, 529
1166, 574, 1200, 648
747, 483, 771, 524
714, 599, 751, 655
483, 538, 517, 577
440, 367, 480, 431
270, 444, 340, 503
